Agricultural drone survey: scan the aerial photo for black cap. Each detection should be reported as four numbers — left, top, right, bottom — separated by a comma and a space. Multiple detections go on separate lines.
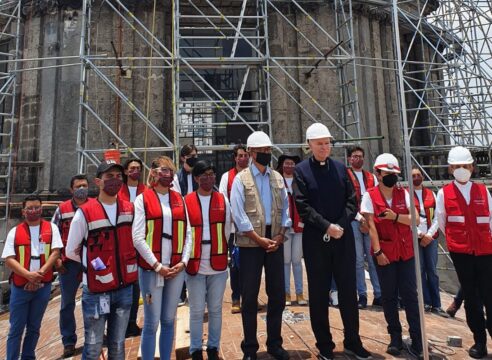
192, 160, 215, 178
96, 160, 124, 178
277, 154, 301, 171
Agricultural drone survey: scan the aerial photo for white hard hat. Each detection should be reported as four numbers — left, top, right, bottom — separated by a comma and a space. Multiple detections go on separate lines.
373, 153, 401, 174
447, 146, 474, 165
247, 131, 272, 148
306, 123, 333, 140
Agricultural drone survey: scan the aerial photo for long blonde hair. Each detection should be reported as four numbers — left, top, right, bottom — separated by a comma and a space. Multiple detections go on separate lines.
147, 156, 176, 187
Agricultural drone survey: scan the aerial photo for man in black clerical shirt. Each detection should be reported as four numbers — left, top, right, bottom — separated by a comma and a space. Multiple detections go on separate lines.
293, 123, 371, 360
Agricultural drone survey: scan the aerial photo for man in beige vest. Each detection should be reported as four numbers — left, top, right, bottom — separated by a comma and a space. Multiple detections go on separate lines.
230, 131, 292, 360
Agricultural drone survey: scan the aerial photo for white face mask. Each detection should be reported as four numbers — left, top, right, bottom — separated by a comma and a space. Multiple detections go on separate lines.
453, 167, 471, 183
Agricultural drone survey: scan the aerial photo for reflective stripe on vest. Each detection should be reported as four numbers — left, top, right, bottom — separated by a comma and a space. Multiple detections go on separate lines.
80, 199, 137, 293
413, 187, 438, 239
185, 191, 228, 275
12, 220, 54, 287
444, 182, 492, 255
139, 189, 187, 270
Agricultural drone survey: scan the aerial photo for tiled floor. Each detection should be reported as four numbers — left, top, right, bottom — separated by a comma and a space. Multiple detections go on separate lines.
0, 264, 489, 359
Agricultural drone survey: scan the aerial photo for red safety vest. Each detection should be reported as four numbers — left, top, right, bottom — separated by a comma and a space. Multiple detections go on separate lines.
368, 186, 414, 262
185, 191, 228, 275
413, 188, 439, 239
139, 189, 188, 270
118, 183, 146, 203
347, 168, 376, 207
58, 200, 76, 261
12, 220, 54, 287
227, 168, 238, 199
80, 198, 137, 293
443, 182, 492, 255
284, 179, 303, 233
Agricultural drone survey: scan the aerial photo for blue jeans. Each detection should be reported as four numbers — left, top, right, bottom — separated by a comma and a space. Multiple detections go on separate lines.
139, 268, 185, 360
284, 232, 303, 294
81, 285, 132, 360
352, 220, 381, 298
7, 283, 51, 360
419, 239, 441, 308
59, 260, 82, 346
186, 271, 228, 353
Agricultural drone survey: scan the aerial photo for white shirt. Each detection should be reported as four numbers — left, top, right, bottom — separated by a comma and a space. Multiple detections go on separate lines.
360, 188, 411, 214
196, 193, 232, 275
219, 169, 238, 234
171, 173, 182, 195
352, 170, 378, 221
414, 189, 439, 237
2, 222, 63, 271
187, 174, 193, 195
128, 186, 138, 202
65, 202, 119, 285
132, 190, 192, 269
435, 181, 492, 234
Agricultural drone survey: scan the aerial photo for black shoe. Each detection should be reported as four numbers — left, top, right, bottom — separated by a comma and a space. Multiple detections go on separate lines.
267, 346, 290, 360
62, 344, 76, 358
469, 343, 488, 359
191, 350, 204, 360
407, 345, 424, 360
344, 342, 372, 360
207, 347, 219, 360
125, 321, 142, 338
242, 355, 257, 360
372, 297, 382, 307
387, 334, 403, 356
358, 295, 367, 309
317, 351, 334, 360
431, 307, 450, 318
424, 304, 432, 312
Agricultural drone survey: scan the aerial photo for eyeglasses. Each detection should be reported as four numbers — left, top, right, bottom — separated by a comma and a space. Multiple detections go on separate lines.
25, 206, 42, 211
351, 155, 363, 159
199, 173, 216, 179
156, 167, 173, 175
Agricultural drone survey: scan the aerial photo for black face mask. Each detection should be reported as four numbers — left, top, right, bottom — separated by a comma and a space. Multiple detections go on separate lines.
382, 174, 398, 188
255, 152, 271, 166
185, 156, 198, 168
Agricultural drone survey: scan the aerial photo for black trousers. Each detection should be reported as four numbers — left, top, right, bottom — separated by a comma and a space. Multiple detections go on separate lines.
228, 233, 241, 302
450, 252, 492, 344
239, 230, 285, 355
376, 257, 422, 351
303, 230, 360, 354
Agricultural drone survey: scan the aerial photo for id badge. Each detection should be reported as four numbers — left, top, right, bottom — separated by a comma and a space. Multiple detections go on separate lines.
100, 294, 110, 314
39, 242, 46, 255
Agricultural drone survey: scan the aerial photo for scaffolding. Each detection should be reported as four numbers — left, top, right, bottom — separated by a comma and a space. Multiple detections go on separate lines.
76, 0, 362, 171
391, 0, 492, 181
0, 0, 21, 307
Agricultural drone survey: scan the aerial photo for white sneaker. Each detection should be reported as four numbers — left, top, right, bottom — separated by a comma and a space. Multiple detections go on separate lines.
330, 290, 339, 307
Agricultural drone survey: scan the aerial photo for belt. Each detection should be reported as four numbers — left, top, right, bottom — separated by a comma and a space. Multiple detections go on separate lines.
202, 240, 211, 245
31, 256, 41, 260
162, 233, 172, 240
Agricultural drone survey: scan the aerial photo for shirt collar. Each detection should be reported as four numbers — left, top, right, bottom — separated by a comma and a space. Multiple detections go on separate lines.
311, 156, 329, 169
453, 180, 472, 190
251, 162, 271, 177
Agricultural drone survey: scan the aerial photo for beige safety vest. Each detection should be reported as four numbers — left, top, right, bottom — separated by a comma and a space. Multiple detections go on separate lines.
235, 167, 285, 247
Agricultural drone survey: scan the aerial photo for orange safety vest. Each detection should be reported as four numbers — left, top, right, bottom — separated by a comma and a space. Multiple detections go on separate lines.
444, 182, 492, 255
347, 168, 375, 207
139, 189, 188, 270
12, 220, 54, 287
185, 191, 228, 275
368, 186, 414, 263
80, 199, 137, 293
118, 183, 146, 202
413, 187, 439, 239
227, 168, 238, 199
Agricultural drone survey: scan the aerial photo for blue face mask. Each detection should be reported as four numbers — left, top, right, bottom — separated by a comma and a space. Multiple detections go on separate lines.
73, 187, 89, 200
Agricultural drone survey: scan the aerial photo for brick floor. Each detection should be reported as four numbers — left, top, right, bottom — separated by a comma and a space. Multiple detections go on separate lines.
0, 263, 490, 359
